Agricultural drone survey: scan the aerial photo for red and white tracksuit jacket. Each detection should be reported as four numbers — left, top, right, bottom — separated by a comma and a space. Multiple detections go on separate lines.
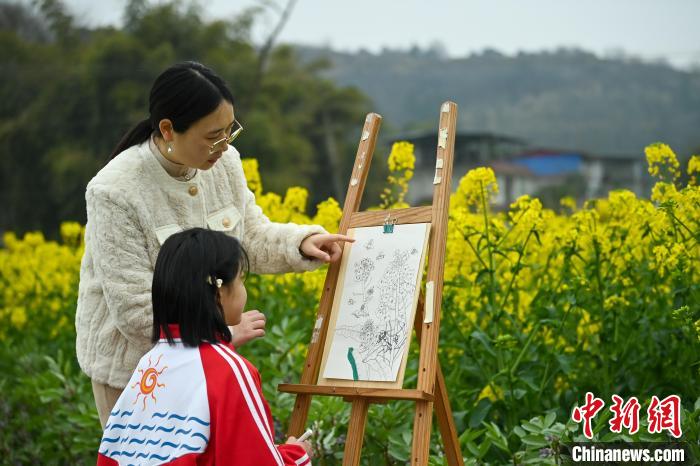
97, 326, 311, 466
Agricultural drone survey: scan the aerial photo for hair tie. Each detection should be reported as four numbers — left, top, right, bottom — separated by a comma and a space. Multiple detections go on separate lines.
207, 276, 223, 288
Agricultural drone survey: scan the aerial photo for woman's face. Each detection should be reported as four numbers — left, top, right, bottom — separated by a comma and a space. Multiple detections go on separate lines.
161, 100, 235, 169
217, 270, 247, 326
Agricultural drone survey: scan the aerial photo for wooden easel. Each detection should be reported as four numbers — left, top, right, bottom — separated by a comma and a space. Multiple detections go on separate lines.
279, 102, 464, 466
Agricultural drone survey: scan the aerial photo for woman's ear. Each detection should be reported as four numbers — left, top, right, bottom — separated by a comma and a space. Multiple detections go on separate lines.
158, 119, 174, 141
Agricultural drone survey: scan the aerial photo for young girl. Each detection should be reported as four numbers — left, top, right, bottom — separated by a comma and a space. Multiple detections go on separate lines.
97, 228, 312, 465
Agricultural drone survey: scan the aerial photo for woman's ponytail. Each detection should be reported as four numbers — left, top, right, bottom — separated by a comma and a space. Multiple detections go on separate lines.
109, 118, 153, 160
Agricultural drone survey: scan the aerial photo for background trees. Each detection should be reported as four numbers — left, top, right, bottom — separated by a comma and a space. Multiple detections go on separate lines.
0, 0, 373, 234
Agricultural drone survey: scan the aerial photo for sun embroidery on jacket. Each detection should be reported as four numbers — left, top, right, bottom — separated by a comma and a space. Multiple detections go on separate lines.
131, 354, 167, 410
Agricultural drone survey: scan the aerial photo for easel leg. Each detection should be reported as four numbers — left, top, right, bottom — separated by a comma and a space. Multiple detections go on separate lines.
413, 292, 464, 465
343, 398, 370, 466
288, 394, 311, 437
412, 400, 434, 466
412, 293, 434, 465
435, 364, 464, 466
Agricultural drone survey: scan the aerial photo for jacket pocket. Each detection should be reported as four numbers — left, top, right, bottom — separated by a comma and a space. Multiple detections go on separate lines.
154, 223, 183, 245
206, 206, 242, 236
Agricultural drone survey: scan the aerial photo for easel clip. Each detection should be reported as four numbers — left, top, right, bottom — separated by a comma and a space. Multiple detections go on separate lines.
383, 214, 397, 234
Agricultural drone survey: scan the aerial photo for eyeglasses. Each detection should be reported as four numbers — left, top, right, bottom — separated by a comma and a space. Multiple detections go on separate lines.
208, 119, 243, 154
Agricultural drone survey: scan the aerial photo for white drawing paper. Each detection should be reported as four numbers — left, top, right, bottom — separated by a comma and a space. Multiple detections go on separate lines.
322, 223, 429, 382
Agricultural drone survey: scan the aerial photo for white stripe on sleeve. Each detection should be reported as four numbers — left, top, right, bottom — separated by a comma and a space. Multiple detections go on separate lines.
218, 343, 274, 437
210, 344, 284, 466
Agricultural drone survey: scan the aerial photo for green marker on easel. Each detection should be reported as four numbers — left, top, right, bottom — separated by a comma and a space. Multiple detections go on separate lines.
347, 347, 359, 381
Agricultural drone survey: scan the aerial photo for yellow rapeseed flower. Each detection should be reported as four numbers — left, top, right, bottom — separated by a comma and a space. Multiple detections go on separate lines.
283, 187, 308, 214
688, 155, 699, 185
645, 142, 680, 180
576, 310, 601, 350
452, 167, 499, 210
477, 383, 504, 402
10, 307, 27, 328
241, 158, 263, 196
60, 221, 83, 247
312, 198, 342, 233
603, 295, 630, 312
387, 142, 415, 172
560, 196, 576, 212
554, 375, 570, 394
381, 142, 416, 208
508, 195, 544, 230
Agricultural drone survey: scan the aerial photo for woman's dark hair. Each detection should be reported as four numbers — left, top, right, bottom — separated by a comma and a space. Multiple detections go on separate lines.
152, 228, 249, 347
110, 61, 235, 159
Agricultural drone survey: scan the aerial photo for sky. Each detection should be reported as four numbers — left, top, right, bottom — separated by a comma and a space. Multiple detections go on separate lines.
30, 0, 700, 69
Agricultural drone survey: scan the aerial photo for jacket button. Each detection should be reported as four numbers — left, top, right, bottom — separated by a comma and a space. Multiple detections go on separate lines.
188, 185, 198, 196
222, 217, 231, 228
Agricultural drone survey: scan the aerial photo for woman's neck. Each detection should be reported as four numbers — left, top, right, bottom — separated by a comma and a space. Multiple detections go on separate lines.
149, 135, 197, 179
153, 135, 184, 164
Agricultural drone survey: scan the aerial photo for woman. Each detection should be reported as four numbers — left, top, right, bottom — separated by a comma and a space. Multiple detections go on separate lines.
76, 61, 352, 427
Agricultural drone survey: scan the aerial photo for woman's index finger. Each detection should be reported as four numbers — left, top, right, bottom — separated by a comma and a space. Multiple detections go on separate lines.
327, 234, 355, 242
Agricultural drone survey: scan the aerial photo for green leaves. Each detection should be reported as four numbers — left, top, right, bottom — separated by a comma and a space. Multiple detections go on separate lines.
0, 346, 100, 463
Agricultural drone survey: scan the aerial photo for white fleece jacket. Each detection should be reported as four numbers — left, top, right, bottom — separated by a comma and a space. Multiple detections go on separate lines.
75, 141, 327, 388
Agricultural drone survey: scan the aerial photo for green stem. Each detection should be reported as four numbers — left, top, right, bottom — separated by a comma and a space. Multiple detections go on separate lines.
463, 231, 489, 271
495, 215, 522, 248
480, 181, 496, 312
538, 301, 576, 399
509, 321, 542, 377
498, 229, 533, 312
667, 209, 698, 242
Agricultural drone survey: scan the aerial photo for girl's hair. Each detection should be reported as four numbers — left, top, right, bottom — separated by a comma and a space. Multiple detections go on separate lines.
152, 228, 249, 347
110, 61, 235, 159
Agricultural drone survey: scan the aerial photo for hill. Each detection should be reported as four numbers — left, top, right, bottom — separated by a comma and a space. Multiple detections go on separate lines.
297, 46, 700, 156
